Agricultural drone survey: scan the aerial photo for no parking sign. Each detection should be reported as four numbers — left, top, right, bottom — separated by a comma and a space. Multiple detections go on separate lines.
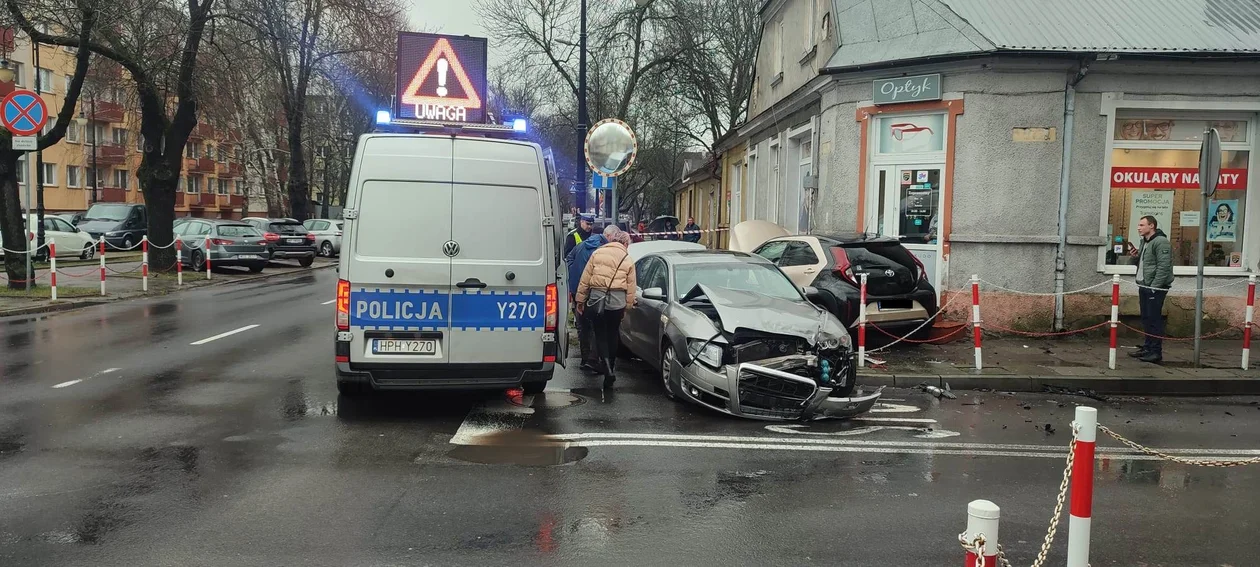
2, 90, 48, 137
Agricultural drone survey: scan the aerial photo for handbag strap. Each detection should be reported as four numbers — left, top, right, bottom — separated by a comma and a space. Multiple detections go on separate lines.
603, 251, 630, 295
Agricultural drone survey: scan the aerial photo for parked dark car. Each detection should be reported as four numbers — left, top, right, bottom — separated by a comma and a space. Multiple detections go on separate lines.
618, 248, 881, 421
733, 221, 938, 339
78, 203, 147, 251
242, 217, 317, 267
173, 219, 269, 272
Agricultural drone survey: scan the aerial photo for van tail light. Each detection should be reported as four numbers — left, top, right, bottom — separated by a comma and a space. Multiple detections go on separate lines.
264, 232, 280, 241
544, 284, 558, 332
829, 247, 858, 285
305, 233, 316, 241
209, 238, 232, 246
336, 279, 351, 330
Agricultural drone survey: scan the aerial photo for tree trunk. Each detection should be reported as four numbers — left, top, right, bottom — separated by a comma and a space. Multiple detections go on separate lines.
137, 154, 181, 270
0, 149, 34, 289
286, 120, 310, 221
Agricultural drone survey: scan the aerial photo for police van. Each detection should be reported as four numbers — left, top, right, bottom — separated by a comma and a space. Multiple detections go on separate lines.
334, 133, 569, 395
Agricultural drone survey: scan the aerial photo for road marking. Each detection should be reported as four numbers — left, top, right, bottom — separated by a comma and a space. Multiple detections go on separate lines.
449, 397, 536, 445
852, 417, 939, 424
50, 368, 120, 389
321, 299, 336, 305
190, 324, 260, 346
765, 424, 961, 439
869, 403, 922, 414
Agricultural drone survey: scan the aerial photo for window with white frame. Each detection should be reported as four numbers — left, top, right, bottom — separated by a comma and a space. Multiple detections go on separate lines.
15, 155, 25, 185
1105, 115, 1252, 270
217, 178, 229, 195
803, 0, 817, 52
234, 180, 245, 195
63, 74, 72, 94
774, 21, 784, 78
66, 165, 82, 188
36, 68, 53, 93
187, 174, 201, 194
111, 128, 128, 147
10, 62, 24, 87
40, 162, 57, 186
114, 170, 129, 190
41, 116, 55, 136
66, 121, 80, 143
186, 141, 202, 159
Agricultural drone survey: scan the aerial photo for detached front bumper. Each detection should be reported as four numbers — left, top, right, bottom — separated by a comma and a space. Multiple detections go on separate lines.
674, 354, 882, 421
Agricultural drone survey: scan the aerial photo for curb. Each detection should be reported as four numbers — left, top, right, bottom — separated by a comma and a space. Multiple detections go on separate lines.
0, 264, 335, 319
859, 371, 1260, 395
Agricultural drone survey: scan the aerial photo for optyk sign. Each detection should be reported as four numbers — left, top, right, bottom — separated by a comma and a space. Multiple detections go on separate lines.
873, 74, 942, 105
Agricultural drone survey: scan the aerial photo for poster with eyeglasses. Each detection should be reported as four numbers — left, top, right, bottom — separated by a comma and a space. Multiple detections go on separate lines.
1207, 199, 1238, 243
879, 114, 945, 154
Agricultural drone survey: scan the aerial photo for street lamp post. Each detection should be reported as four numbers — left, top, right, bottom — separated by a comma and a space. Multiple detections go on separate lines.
575, 0, 588, 214
76, 96, 98, 204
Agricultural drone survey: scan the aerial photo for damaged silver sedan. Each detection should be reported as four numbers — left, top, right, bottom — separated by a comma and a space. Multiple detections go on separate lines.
618, 249, 881, 421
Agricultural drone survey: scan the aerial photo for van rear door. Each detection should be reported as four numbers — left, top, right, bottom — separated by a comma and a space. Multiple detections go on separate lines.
345, 136, 453, 366
447, 139, 550, 365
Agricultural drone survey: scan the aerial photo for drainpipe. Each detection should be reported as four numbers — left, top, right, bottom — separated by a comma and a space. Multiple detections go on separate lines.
1053, 62, 1090, 331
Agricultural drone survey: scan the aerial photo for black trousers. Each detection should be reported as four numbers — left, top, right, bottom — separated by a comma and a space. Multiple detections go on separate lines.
1139, 286, 1168, 355
583, 308, 625, 371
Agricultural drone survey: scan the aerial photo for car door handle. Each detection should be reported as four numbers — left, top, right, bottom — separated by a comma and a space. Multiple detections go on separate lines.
804, 268, 817, 274
456, 278, 488, 289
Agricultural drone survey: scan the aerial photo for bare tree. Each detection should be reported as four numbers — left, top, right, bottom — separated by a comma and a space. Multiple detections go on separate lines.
11, 0, 217, 270
0, 3, 97, 287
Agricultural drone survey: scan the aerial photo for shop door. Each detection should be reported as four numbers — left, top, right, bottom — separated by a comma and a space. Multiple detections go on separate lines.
870, 165, 945, 298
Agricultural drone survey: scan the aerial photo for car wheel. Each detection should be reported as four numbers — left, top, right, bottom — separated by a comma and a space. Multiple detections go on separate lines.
80, 243, 94, 260
660, 344, 680, 399
122, 236, 135, 251
320, 241, 334, 257
336, 380, 365, 396
248, 263, 265, 274
191, 250, 206, 272
522, 381, 547, 395
298, 256, 314, 268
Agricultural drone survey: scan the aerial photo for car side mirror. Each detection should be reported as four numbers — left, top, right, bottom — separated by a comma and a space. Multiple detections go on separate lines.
642, 287, 666, 301
802, 286, 822, 300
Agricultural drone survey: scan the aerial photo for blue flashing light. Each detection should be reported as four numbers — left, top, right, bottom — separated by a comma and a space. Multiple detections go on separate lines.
375, 110, 391, 125
512, 118, 528, 133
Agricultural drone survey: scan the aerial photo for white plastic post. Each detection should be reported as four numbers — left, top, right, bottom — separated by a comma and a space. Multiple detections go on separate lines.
176, 239, 184, 286
1108, 274, 1120, 370
858, 273, 868, 368
49, 242, 57, 301
1244, 275, 1255, 370
971, 275, 982, 370
1067, 406, 1098, 567
98, 238, 106, 296
204, 236, 212, 280
962, 500, 1000, 567
141, 236, 149, 292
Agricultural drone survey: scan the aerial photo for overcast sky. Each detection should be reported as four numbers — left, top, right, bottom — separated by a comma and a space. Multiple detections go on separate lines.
407, 2, 497, 59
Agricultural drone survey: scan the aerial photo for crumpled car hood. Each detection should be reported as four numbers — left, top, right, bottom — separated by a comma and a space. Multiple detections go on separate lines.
682, 284, 849, 348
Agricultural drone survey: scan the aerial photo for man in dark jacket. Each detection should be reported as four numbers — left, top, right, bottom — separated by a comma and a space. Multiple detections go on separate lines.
1128, 215, 1174, 363
566, 231, 606, 372
563, 215, 594, 260
682, 217, 702, 243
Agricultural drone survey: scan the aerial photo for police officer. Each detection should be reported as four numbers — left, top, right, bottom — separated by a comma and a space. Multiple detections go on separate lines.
564, 215, 594, 260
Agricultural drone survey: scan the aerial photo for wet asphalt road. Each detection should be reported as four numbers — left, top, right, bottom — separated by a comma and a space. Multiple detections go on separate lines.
2, 268, 1259, 566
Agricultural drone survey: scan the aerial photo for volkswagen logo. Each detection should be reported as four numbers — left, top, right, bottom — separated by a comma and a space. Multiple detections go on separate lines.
884, 269, 896, 277
442, 241, 460, 257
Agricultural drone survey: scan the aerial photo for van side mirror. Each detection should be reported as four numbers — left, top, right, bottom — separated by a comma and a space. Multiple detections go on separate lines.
642, 287, 666, 301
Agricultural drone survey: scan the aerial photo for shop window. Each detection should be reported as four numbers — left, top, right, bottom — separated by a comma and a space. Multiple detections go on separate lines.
878, 114, 945, 155
1114, 118, 1247, 143
1105, 148, 1249, 268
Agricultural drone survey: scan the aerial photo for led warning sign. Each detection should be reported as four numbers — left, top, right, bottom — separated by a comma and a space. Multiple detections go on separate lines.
396, 32, 488, 123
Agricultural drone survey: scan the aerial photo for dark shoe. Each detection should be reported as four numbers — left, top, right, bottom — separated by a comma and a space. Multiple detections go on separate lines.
1139, 352, 1163, 364
1128, 348, 1148, 358
603, 374, 616, 389
580, 361, 599, 374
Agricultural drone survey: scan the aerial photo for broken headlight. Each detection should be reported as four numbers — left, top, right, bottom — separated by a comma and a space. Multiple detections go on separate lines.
687, 339, 725, 368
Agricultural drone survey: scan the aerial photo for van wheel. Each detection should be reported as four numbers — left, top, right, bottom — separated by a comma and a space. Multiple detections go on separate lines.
299, 256, 314, 268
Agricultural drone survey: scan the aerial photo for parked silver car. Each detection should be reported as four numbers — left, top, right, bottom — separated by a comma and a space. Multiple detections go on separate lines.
303, 218, 343, 257
619, 249, 881, 421
174, 219, 269, 273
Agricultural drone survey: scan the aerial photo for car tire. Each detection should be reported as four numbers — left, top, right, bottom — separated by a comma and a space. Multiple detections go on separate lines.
337, 380, 366, 396
298, 256, 314, 268
248, 263, 265, 274
122, 236, 135, 252
80, 243, 94, 260
660, 344, 680, 399
320, 241, 334, 257
191, 250, 206, 272
522, 381, 547, 395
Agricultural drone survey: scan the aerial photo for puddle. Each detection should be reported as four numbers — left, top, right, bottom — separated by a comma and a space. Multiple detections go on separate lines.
533, 392, 586, 409
448, 430, 589, 466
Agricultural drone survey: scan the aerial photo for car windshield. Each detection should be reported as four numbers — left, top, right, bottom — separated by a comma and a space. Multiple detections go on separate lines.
217, 225, 260, 237
83, 204, 131, 222
672, 262, 802, 302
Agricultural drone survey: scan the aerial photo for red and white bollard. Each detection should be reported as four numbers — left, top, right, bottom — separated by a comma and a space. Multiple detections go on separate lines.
962, 499, 1000, 567
971, 275, 982, 370
858, 273, 868, 367
1108, 274, 1120, 369
141, 236, 149, 293
48, 242, 57, 301
98, 239, 106, 296
176, 239, 184, 286
1067, 406, 1098, 567
1244, 275, 1255, 370
204, 236, 212, 280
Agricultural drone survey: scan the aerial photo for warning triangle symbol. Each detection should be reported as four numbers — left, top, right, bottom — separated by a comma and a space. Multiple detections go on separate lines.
401, 38, 482, 111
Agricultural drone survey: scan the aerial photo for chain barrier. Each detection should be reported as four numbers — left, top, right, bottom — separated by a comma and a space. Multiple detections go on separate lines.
105, 264, 144, 275
0, 240, 51, 255
54, 266, 98, 278
983, 320, 1111, 337
1122, 278, 1245, 293
1099, 424, 1260, 467
870, 322, 968, 343
868, 291, 965, 353
1119, 322, 1240, 341
978, 279, 1112, 297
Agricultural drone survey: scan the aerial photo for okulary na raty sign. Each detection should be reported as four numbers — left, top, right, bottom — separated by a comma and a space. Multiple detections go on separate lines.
1110, 167, 1248, 190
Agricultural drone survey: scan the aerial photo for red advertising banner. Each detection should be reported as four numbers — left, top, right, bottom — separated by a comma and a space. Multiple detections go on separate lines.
1110, 167, 1248, 190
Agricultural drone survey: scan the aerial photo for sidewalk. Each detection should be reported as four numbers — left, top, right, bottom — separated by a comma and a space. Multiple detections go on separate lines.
0, 258, 335, 317
860, 335, 1260, 395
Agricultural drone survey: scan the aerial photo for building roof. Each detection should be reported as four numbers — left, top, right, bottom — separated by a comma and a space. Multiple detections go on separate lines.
824, 0, 1260, 71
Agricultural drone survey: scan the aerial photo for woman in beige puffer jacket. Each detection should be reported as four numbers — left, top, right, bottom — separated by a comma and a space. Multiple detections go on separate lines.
576, 227, 637, 388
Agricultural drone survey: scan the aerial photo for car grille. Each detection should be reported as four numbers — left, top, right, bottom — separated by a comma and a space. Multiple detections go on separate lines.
737, 366, 817, 420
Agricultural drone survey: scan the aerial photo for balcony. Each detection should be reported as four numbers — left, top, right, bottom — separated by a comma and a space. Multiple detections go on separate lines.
87, 143, 127, 166
187, 193, 217, 208
229, 194, 245, 208
217, 161, 245, 178
189, 123, 217, 140
175, 192, 185, 207
87, 101, 125, 123
98, 187, 127, 203
189, 157, 216, 174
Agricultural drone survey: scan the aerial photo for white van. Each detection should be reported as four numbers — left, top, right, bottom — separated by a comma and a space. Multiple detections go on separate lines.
334, 134, 569, 395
